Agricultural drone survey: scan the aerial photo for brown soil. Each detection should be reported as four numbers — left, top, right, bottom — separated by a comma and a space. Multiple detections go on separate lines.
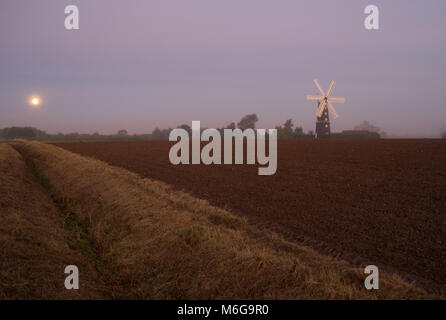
54, 139, 446, 294
7, 140, 433, 299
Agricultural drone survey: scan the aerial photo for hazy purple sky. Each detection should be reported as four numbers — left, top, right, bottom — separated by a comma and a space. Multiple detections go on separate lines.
1, 0, 445, 136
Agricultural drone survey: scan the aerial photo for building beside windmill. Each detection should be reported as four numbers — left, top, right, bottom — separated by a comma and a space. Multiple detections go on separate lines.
307, 80, 345, 139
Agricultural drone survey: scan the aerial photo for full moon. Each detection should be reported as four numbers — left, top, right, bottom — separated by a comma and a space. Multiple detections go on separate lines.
29, 96, 42, 107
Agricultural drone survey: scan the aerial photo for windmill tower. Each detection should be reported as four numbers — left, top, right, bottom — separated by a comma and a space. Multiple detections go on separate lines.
307, 80, 345, 138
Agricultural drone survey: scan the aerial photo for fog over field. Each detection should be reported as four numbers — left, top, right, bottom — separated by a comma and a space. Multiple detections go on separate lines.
1, 1, 446, 137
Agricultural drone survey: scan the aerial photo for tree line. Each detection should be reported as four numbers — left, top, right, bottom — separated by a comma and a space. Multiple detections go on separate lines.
0, 114, 313, 142
0, 114, 410, 142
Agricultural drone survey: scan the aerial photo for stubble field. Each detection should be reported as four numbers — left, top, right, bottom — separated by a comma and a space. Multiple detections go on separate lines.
54, 139, 446, 293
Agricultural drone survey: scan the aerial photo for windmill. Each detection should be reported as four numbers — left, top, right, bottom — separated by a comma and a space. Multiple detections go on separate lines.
307, 80, 345, 138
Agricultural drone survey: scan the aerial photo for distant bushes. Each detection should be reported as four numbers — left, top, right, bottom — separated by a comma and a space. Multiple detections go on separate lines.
0, 127, 161, 142
0, 127, 48, 140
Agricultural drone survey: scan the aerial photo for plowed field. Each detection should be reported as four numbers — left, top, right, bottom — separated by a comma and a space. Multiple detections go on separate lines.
54, 140, 446, 293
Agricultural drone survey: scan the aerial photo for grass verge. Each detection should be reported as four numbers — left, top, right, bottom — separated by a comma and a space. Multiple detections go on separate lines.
0, 144, 106, 299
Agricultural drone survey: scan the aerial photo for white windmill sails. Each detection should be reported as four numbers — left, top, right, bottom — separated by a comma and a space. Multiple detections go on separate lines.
306, 80, 345, 119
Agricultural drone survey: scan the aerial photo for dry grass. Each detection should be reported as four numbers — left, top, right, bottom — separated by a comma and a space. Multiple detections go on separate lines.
0, 144, 106, 299
5, 140, 436, 299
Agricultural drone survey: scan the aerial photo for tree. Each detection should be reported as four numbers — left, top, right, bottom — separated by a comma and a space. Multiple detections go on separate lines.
117, 129, 128, 136
442, 129, 446, 139
293, 126, 304, 137
353, 121, 388, 138
274, 119, 307, 139
225, 122, 236, 130
237, 114, 258, 130
275, 125, 285, 139
283, 119, 294, 138
177, 124, 192, 136
0, 127, 47, 140
152, 128, 162, 139
152, 127, 172, 140
275, 119, 294, 139
354, 121, 381, 133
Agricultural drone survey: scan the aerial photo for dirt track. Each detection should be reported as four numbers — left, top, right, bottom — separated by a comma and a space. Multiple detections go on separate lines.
54, 140, 446, 293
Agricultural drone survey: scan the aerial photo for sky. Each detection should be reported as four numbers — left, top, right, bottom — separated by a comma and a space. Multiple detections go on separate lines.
1, 0, 446, 137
